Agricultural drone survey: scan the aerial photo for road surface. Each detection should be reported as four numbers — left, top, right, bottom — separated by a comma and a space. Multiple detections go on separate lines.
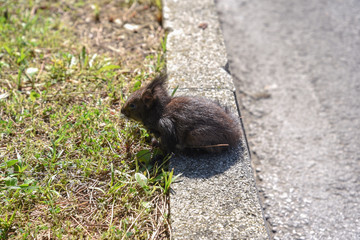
216, 0, 360, 239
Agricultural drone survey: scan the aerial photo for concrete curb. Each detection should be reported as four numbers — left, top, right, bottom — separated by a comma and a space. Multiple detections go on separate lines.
163, 0, 269, 239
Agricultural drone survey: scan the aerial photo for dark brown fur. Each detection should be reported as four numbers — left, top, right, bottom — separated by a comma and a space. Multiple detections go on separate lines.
121, 74, 241, 153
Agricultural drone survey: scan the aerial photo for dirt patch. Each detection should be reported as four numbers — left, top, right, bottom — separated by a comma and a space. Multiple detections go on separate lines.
67, 1, 163, 67
34, 0, 164, 68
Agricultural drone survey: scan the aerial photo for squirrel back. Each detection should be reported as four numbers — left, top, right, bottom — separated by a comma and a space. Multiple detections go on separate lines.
121, 75, 241, 153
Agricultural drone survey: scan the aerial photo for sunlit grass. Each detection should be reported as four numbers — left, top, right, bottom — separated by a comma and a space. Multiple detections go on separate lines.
0, 0, 171, 239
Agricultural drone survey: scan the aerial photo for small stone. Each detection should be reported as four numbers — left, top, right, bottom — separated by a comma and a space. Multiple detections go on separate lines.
114, 19, 123, 25
198, 22, 208, 30
124, 23, 141, 31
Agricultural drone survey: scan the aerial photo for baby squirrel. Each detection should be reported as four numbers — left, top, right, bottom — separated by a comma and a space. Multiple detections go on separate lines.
121, 74, 241, 153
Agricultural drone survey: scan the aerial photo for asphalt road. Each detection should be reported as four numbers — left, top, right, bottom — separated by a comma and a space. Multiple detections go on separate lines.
216, 0, 360, 239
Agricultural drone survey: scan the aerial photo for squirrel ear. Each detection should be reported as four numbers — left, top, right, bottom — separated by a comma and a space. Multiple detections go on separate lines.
142, 89, 154, 108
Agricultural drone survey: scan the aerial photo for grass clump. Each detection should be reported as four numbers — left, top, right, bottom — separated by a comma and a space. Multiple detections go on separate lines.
0, 0, 172, 239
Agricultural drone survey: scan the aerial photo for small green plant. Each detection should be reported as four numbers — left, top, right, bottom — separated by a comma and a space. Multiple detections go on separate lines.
161, 33, 167, 53
93, 4, 101, 22
0, 212, 16, 239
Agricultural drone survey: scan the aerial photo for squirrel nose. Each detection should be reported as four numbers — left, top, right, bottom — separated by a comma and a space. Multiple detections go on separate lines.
120, 107, 128, 116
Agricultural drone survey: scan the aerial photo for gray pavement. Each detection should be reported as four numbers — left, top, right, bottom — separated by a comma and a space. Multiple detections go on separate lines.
163, 0, 268, 238
216, 0, 360, 239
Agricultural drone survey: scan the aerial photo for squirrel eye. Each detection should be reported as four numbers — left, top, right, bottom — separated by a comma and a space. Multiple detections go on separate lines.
129, 103, 136, 109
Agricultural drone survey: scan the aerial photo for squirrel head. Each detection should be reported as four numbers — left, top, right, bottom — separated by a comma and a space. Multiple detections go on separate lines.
121, 74, 168, 122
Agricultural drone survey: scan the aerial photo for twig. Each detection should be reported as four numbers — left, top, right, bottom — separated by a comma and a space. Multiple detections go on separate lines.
22, 70, 32, 82
35, 61, 45, 82
123, 2, 138, 22
150, 196, 170, 239
106, 45, 122, 53
121, 208, 146, 240
89, 180, 98, 211
108, 200, 115, 230
150, 217, 162, 240
71, 215, 92, 237
105, 138, 116, 154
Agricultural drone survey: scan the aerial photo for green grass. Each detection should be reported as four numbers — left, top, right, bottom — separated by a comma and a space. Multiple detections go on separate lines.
0, 1, 172, 239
